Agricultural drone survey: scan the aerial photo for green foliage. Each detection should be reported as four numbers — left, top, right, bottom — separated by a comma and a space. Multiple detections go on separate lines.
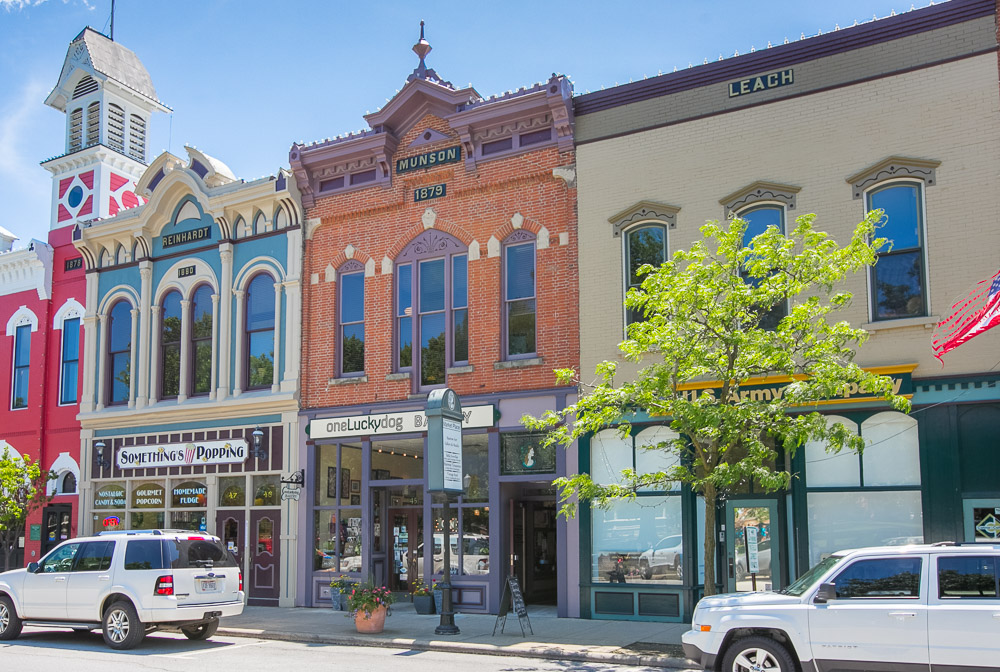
523, 213, 910, 594
345, 580, 396, 618
248, 350, 274, 388
342, 334, 365, 374
0, 447, 53, 571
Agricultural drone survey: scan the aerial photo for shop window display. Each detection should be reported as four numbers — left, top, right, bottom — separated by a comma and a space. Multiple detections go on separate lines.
219, 476, 246, 506
591, 496, 684, 584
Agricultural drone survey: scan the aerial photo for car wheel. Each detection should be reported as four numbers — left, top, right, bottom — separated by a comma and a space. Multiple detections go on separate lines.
0, 595, 23, 641
102, 600, 145, 650
735, 562, 747, 582
673, 558, 683, 582
181, 619, 219, 640
722, 636, 796, 672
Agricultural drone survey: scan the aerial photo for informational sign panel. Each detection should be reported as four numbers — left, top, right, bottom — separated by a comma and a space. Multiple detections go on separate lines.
427, 388, 464, 494
493, 575, 533, 636
746, 526, 760, 573
442, 417, 463, 491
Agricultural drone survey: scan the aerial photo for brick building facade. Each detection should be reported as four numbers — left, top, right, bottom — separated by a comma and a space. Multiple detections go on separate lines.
290, 30, 581, 614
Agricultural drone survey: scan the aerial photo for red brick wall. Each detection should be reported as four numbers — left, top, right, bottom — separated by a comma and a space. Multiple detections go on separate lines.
300, 114, 578, 410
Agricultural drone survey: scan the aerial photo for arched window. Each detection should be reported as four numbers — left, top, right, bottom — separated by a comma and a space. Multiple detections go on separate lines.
396, 230, 468, 389
338, 261, 365, 376
624, 224, 666, 325
739, 204, 787, 330
867, 182, 926, 321
160, 291, 182, 399
107, 300, 133, 405
107, 103, 125, 153
245, 274, 275, 390
503, 231, 535, 358
59, 317, 81, 405
115, 245, 127, 265
11, 324, 31, 410
253, 213, 266, 235
99, 248, 111, 268
61, 472, 77, 495
86, 101, 100, 147
274, 207, 288, 230
128, 114, 146, 161
190, 284, 213, 396
69, 107, 83, 152
235, 217, 248, 239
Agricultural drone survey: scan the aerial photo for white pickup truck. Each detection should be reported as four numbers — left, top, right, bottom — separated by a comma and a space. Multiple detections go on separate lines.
0, 529, 244, 649
682, 543, 1000, 672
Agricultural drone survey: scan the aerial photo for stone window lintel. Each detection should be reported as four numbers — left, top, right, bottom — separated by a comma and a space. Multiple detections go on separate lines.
609, 200, 681, 238
846, 156, 941, 199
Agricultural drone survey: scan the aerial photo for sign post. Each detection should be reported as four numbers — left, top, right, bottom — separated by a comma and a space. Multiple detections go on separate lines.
427, 388, 464, 636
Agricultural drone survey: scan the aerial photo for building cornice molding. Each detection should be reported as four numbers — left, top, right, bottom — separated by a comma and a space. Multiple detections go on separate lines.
77, 393, 299, 431
0, 242, 54, 300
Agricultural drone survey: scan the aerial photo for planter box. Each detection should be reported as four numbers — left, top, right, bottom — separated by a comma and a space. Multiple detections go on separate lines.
330, 589, 345, 611
432, 590, 443, 614
413, 594, 435, 615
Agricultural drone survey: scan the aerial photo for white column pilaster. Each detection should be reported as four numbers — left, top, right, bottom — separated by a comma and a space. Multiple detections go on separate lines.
178, 299, 192, 403
136, 263, 153, 408
96, 314, 108, 411
233, 289, 245, 396
281, 280, 300, 393
127, 308, 138, 408
218, 245, 233, 400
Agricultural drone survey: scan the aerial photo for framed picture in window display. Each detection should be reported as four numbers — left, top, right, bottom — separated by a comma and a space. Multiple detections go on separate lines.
374, 469, 390, 481
350, 495, 361, 505
341, 469, 351, 501
351, 479, 361, 493
327, 467, 338, 499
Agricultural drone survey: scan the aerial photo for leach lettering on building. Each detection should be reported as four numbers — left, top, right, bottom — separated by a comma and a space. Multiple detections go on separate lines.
396, 146, 461, 174
116, 439, 248, 469
161, 225, 212, 248
312, 405, 494, 439
729, 69, 794, 97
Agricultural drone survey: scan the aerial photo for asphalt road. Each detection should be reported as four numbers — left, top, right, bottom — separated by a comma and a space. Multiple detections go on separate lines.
0, 626, 669, 671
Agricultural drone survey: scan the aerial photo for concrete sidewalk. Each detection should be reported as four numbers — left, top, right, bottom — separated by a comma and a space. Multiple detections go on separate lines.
218, 603, 698, 669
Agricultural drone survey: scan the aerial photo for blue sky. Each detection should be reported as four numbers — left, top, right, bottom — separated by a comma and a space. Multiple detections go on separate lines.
1, 0, 935, 245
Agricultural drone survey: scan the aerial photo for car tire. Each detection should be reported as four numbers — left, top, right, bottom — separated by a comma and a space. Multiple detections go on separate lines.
673, 557, 683, 582
102, 600, 145, 650
0, 595, 23, 641
181, 619, 219, 640
722, 636, 796, 672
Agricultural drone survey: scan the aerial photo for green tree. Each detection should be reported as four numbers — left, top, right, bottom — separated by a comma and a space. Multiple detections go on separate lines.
524, 213, 910, 595
0, 448, 53, 571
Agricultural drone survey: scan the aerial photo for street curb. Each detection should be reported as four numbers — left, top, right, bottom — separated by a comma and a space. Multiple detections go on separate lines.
217, 626, 699, 669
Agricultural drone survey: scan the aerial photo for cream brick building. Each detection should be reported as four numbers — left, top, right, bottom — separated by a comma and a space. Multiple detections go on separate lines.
571, 0, 1000, 621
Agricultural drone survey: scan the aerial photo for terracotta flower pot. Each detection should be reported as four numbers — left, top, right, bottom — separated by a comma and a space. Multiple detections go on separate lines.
354, 605, 387, 634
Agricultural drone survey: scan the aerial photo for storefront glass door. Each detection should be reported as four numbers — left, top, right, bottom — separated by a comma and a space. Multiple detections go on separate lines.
216, 510, 245, 570
725, 499, 781, 593
248, 509, 280, 605
964, 498, 1000, 542
388, 508, 422, 592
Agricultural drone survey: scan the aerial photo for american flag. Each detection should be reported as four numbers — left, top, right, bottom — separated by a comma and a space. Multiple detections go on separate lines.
932, 270, 1000, 361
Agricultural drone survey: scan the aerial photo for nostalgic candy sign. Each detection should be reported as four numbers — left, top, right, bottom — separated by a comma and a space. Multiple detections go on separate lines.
116, 439, 248, 469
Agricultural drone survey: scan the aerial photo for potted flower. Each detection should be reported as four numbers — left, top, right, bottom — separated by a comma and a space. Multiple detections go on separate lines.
346, 581, 396, 634
431, 579, 443, 614
411, 580, 434, 615
329, 575, 353, 611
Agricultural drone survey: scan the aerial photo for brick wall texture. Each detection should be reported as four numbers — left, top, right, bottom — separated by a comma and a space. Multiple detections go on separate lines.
576, 53, 1000, 381
301, 114, 578, 411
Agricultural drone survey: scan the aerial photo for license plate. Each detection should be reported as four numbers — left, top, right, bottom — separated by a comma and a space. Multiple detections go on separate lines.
198, 579, 218, 593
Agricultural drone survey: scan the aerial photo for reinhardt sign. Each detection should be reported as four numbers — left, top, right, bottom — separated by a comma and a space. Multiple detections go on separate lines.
312, 405, 494, 440
116, 439, 248, 470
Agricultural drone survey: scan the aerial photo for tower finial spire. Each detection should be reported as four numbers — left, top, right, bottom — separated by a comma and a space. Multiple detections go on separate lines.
412, 19, 432, 66
406, 20, 453, 88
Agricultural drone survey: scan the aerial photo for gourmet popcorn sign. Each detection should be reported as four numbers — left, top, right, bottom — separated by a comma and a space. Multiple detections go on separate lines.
116, 439, 248, 469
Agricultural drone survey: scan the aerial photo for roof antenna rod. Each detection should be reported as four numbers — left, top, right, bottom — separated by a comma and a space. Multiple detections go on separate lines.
110, 0, 115, 41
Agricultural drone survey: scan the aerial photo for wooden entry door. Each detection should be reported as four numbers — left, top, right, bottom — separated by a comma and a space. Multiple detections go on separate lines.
216, 510, 246, 573
388, 509, 422, 592
42, 505, 73, 556
248, 509, 281, 605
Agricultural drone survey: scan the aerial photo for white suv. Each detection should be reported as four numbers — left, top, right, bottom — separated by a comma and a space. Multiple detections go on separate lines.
0, 530, 244, 649
683, 542, 1000, 671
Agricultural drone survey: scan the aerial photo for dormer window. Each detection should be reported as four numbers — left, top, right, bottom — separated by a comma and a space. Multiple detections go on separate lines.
72, 75, 98, 99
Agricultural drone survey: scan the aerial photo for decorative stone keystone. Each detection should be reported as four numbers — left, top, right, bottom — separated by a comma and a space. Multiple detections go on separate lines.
510, 212, 524, 229
344, 244, 355, 259
422, 207, 437, 229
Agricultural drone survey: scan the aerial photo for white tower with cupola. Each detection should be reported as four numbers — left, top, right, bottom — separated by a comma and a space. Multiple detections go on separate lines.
42, 27, 169, 230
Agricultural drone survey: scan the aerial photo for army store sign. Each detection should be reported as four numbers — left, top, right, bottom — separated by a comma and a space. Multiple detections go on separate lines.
676, 367, 913, 404
312, 405, 495, 439
116, 439, 248, 469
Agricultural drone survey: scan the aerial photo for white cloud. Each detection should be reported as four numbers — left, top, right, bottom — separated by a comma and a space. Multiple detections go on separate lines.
0, 0, 48, 10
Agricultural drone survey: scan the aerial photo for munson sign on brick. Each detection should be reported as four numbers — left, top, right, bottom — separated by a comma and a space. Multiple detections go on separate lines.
116, 439, 248, 469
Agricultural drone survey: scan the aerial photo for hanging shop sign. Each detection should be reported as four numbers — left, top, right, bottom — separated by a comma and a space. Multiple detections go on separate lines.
310, 405, 494, 440
116, 439, 248, 469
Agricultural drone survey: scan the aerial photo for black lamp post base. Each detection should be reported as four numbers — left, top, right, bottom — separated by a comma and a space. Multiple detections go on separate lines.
434, 619, 460, 635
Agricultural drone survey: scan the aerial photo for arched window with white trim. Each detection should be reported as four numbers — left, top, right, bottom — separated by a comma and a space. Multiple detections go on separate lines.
338, 261, 365, 376
106, 300, 133, 405
190, 284, 213, 396
245, 273, 276, 390
738, 203, 788, 330
160, 291, 182, 399
867, 181, 927, 320
623, 223, 667, 326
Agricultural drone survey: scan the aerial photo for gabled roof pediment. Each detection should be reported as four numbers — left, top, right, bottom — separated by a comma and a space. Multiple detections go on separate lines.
364, 77, 480, 139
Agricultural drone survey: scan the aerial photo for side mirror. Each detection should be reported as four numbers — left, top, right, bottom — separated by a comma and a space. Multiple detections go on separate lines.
814, 582, 836, 604
26, 562, 39, 574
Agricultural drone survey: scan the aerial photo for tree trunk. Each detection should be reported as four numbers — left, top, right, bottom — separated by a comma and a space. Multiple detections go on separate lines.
702, 482, 718, 596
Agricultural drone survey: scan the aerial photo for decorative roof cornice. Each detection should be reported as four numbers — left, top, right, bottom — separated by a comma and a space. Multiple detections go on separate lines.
574, 0, 993, 116
0, 241, 54, 300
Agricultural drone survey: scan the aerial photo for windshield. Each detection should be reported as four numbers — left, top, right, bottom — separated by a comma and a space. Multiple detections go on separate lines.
780, 555, 844, 596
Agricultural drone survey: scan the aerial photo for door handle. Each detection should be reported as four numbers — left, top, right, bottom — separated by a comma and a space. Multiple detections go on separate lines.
728, 557, 734, 579
54, 576, 67, 582
99, 575, 110, 581
889, 612, 916, 619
